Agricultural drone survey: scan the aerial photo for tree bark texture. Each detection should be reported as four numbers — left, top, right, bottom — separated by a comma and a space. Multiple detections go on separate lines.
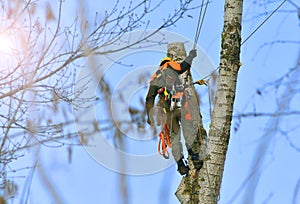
206, 0, 243, 202
176, 0, 243, 203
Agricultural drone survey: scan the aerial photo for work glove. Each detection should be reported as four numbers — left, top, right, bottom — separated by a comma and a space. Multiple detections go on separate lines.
189, 49, 197, 58
185, 49, 197, 66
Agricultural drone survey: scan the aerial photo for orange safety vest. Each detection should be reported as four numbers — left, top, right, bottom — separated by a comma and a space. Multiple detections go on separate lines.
150, 60, 182, 82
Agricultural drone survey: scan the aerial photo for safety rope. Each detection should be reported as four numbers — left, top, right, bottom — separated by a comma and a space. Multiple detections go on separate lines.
241, 0, 288, 46
200, 0, 288, 81
192, 2, 217, 202
193, 0, 210, 49
158, 123, 171, 159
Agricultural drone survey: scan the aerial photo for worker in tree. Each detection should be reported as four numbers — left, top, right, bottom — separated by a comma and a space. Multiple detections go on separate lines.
145, 47, 203, 176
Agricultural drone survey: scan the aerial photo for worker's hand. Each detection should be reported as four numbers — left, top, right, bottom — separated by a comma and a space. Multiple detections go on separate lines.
189, 49, 197, 58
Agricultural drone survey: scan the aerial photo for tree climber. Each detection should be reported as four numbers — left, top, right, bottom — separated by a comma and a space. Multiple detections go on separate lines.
145, 47, 203, 176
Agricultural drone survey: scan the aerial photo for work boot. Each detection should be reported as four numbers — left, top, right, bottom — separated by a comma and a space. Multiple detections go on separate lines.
177, 157, 190, 176
188, 149, 203, 171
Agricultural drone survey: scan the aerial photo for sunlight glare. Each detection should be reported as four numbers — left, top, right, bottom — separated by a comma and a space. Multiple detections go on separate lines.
0, 32, 13, 55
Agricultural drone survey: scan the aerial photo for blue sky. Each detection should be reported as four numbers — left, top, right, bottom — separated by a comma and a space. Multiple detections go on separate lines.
5, 0, 300, 204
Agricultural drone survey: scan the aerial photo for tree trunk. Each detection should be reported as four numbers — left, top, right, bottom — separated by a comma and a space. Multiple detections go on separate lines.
176, 0, 243, 203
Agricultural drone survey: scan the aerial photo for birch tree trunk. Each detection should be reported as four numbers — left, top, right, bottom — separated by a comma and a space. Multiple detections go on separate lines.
176, 0, 243, 203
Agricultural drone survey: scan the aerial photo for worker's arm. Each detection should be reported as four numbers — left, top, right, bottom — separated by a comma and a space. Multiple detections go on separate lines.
145, 84, 160, 125
179, 49, 197, 73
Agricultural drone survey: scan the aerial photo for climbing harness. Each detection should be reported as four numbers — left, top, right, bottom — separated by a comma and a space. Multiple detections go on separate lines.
170, 85, 184, 111
158, 123, 171, 159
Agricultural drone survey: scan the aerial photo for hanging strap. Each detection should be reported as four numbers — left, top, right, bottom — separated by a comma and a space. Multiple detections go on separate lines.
158, 123, 171, 159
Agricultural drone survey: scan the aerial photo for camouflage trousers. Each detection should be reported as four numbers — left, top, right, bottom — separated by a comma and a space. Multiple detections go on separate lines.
166, 108, 204, 162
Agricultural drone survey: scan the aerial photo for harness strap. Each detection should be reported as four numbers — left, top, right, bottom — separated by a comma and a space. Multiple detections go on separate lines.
158, 123, 171, 159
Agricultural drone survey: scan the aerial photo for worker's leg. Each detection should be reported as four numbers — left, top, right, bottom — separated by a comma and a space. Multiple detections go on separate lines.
181, 120, 200, 152
182, 119, 204, 170
167, 109, 189, 175
167, 108, 183, 162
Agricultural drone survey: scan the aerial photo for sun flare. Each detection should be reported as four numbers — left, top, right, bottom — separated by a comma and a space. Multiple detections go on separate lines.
0, 32, 13, 55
